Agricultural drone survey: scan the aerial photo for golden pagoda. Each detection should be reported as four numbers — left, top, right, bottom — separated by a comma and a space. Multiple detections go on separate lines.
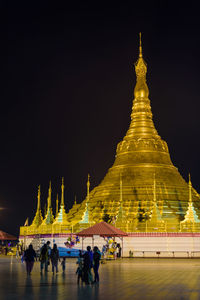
180, 175, 200, 232
26, 185, 43, 235
39, 181, 54, 234
146, 175, 166, 232
53, 178, 70, 233
20, 34, 200, 238
73, 174, 93, 232
69, 33, 200, 233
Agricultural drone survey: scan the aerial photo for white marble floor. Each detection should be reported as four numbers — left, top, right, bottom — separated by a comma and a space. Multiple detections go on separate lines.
0, 257, 199, 300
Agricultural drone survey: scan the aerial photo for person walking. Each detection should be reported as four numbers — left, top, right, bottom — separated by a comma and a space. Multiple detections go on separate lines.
39, 244, 48, 274
61, 257, 66, 273
76, 251, 83, 284
24, 244, 36, 275
50, 244, 60, 274
83, 246, 93, 284
93, 246, 101, 283
46, 241, 51, 271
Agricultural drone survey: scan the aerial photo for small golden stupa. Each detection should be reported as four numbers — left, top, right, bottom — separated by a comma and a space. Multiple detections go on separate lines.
20, 34, 200, 237
180, 175, 200, 232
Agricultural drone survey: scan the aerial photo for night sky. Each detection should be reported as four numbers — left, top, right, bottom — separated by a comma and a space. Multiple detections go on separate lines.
2, 2, 200, 236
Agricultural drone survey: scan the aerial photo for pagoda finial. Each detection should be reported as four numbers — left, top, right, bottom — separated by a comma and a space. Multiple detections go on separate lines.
74, 195, 77, 205
139, 32, 142, 58
37, 185, 41, 211
188, 173, 192, 203
153, 173, 156, 203
56, 193, 59, 216
48, 181, 52, 208
87, 174, 90, 202
120, 173, 123, 203
61, 177, 65, 206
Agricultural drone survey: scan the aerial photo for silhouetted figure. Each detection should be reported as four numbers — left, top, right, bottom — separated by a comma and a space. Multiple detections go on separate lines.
61, 257, 66, 273
93, 246, 101, 283
76, 250, 83, 284
83, 246, 93, 284
46, 241, 51, 271
5, 246, 8, 256
50, 244, 60, 274
24, 244, 36, 275
39, 244, 48, 273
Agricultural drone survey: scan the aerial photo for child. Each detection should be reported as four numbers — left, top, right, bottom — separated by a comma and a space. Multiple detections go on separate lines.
76, 256, 83, 284
61, 257, 66, 273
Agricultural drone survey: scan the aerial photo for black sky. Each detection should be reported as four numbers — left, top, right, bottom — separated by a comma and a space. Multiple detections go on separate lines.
1, 1, 200, 235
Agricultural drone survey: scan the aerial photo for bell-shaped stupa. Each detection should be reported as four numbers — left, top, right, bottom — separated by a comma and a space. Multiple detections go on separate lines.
72, 33, 200, 233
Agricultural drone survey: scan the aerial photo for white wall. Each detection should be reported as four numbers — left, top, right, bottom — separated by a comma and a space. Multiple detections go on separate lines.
19, 235, 200, 258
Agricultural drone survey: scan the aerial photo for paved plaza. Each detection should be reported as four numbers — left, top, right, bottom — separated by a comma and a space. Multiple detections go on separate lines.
0, 257, 199, 300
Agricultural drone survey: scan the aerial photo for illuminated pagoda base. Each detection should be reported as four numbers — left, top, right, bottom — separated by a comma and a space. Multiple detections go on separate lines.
19, 34, 200, 255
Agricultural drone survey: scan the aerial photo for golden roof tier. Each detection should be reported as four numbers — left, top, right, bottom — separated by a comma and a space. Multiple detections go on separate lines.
72, 33, 200, 233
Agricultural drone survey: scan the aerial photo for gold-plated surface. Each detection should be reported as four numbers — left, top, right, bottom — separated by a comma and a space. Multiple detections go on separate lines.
71, 33, 200, 233
53, 178, 70, 233
20, 34, 200, 236
180, 175, 200, 232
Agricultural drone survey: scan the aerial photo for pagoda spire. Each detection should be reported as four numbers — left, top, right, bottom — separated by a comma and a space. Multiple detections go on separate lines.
124, 32, 158, 139
61, 177, 64, 206
180, 174, 200, 232
56, 193, 59, 216
146, 174, 165, 232
41, 181, 54, 225
87, 174, 90, 202
47, 181, 52, 209
53, 178, 69, 225
31, 185, 43, 226
139, 32, 143, 58
116, 174, 128, 231
151, 174, 163, 220
120, 173, 123, 203
80, 175, 90, 224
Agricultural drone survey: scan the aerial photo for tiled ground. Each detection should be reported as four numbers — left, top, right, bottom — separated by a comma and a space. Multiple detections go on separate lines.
0, 257, 199, 300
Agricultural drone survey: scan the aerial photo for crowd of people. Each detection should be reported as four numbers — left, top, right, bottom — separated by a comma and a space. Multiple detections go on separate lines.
23, 241, 101, 284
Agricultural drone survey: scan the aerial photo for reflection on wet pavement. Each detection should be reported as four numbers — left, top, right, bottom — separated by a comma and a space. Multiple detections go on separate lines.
0, 257, 200, 300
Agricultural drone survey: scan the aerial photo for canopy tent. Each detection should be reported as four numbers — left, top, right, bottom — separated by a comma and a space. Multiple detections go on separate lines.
0, 230, 17, 241
77, 222, 128, 237
77, 222, 127, 256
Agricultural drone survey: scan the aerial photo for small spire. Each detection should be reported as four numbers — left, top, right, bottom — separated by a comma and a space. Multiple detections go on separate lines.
87, 174, 90, 202
74, 195, 77, 205
56, 193, 59, 216
61, 177, 65, 206
37, 185, 41, 211
188, 173, 192, 203
120, 173, 123, 203
48, 181, 52, 195
48, 181, 52, 208
139, 32, 143, 58
153, 173, 156, 203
